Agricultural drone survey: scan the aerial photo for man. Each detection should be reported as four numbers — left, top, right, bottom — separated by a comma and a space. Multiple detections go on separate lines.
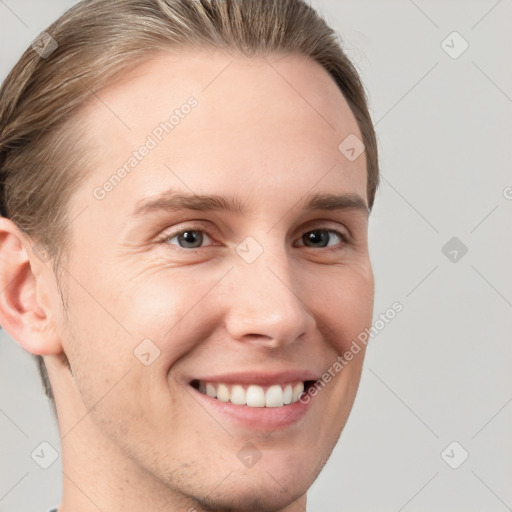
0, 0, 379, 510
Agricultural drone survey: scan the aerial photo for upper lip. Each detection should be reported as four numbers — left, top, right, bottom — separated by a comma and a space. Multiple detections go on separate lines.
189, 370, 320, 386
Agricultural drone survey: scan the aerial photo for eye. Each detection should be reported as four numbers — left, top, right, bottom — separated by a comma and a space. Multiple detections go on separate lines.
164, 229, 214, 249
296, 229, 348, 249
157, 226, 349, 251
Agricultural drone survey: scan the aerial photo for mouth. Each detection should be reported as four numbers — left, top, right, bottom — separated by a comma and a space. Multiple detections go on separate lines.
190, 379, 316, 408
186, 370, 321, 431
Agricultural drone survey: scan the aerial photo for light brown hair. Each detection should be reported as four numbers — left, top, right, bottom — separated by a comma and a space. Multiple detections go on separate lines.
0, 0, 379, 400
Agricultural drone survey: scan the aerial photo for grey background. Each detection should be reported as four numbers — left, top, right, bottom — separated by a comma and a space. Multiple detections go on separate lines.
1, 1, 511, 511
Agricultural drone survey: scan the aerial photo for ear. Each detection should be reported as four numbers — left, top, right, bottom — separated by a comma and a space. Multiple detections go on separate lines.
0, 217, 62, 355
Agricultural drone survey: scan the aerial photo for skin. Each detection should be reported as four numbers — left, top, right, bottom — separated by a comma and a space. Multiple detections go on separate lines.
0, 50, 374, 512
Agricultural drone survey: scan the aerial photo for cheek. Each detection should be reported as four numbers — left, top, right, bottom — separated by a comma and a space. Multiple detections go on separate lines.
120, 265, 228, 361
61, 256, 228, 395
310, 260, 375, 353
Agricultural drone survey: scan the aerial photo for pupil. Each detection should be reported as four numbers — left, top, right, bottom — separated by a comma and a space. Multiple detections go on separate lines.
180, 231, 202, 248
306, 230, 328, 247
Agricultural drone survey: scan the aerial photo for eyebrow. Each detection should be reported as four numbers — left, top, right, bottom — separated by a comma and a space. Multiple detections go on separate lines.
131, 190, 369, 217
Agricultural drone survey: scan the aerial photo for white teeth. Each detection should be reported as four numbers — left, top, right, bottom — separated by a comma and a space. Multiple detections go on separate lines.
206, 383, 217, 398
217, 383, 230, 402
230, 385, 246, 405
283, 384, 293, 405
246, 385, 266, 407
196, 380, 309, 407
266, 385, 284, 407
292, 382, 304, 402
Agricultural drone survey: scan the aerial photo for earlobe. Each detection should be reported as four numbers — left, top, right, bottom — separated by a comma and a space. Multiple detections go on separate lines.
0, 217, 62, 356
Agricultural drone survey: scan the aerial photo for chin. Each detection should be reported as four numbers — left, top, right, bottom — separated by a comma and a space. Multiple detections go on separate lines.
189, 480, 307, 512
189, 454, 313, 512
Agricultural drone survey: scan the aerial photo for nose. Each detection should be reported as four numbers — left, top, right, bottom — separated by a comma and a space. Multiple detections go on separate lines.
223, 245, 315, 348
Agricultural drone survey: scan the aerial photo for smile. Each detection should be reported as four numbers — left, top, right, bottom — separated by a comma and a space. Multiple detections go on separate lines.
190, 380, 315, 407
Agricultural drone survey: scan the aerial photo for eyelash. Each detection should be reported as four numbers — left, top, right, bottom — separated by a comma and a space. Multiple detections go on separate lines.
156, 224, 351, 251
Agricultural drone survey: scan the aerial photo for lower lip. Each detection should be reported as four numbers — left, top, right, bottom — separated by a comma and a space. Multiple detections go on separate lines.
189, 385, 314, 431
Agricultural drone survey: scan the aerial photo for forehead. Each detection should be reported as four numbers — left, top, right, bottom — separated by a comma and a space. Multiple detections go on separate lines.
73, 50, 367, 219
85, 49, 358, 129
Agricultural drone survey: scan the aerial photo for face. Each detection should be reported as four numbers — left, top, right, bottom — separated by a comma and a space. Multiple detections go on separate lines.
52, 50, 374, 511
